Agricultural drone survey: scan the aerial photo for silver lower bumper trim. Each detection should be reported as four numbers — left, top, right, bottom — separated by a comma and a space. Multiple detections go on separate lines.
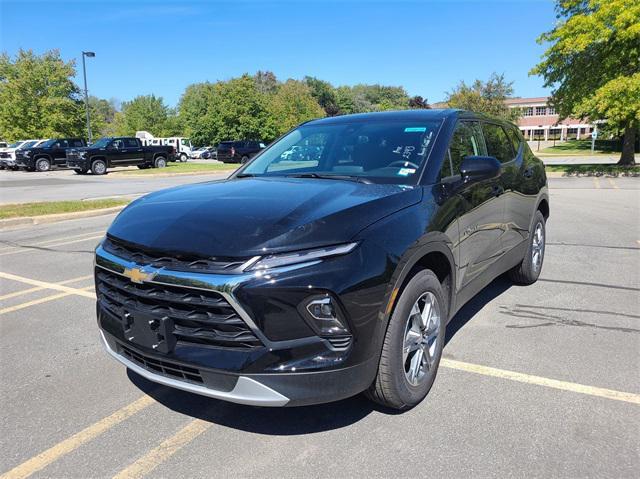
100, 332, 290, 407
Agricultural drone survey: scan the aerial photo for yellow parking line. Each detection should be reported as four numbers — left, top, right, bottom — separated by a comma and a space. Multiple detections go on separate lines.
0, 274, 94, 301
0, 230, 105, 253
0, 272, 96, 298
0, 285, 95, 315
0, 235, 104, 257
112, 420, 212, 479
441, 359, 640, 405
592, 176, 601, 189
0, 396, 155, 479
607, 178, 619, 189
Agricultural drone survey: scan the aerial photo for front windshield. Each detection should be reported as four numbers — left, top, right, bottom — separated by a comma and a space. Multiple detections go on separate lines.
91, 138, 111, 148
241, 120, 441, 185
19, 140, 38, 149
39, 139, 57, 148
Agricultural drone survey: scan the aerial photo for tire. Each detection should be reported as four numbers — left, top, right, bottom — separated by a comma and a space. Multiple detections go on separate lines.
366, 269, 447, 410
154, 156, 167, 169
179, 153, 188, 163
74, 168, 88, 175
35, 158, 51, 172
91, 159, 107, 175
508, 210, 546, 285
241, 155, 249, 164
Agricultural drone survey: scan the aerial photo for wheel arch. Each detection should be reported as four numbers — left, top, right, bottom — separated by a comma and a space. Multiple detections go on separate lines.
34, 154, 52, 162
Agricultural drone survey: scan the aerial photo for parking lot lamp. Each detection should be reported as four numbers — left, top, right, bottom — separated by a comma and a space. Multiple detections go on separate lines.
82, 51, 96, 144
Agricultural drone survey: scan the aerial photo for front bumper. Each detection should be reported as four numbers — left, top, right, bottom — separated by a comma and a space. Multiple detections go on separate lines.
95, 240, 387, 406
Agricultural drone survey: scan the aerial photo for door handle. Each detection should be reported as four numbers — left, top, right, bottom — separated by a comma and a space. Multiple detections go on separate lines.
492, 185, 504, 197
523, 166, 534, 178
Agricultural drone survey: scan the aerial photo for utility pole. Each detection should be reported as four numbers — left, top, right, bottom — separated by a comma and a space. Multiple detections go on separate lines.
82, 51, 96, 144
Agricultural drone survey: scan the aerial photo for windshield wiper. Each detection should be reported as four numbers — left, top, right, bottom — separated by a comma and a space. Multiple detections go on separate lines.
286, 173, 372, 184
235, 173, 257, 178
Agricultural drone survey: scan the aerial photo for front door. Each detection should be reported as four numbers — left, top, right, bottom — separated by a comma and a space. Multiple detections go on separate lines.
447, 121, 506, 296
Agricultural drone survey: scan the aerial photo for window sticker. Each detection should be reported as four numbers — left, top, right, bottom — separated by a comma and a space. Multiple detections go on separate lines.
398, 168, 416, 176
405, 127, 427, 132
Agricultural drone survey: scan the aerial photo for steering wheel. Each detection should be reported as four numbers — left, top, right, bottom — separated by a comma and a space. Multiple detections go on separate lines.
388, 160, 420, 169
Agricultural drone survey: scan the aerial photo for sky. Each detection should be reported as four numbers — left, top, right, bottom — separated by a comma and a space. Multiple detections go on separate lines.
0, 0, 557, 107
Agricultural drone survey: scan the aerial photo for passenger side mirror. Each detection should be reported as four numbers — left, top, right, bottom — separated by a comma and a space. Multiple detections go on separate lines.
460, 156, 501, 183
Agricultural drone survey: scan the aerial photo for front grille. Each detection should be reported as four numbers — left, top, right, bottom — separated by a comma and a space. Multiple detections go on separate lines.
103, 236, 251, 274
97, 268, 262, 349
118, 343, 204, 383
0, 152, 10, 158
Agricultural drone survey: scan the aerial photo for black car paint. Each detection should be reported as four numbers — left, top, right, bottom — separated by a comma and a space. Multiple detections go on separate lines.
216, 140, 264, 163
66, 137, 174, 173
96, 110, 549, 406
15, 138, 86, 170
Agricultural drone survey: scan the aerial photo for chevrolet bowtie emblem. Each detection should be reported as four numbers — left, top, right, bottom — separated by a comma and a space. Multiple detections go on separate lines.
123, 267, 156, 284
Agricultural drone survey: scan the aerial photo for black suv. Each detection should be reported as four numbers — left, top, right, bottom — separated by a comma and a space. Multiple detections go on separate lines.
16, 138, 86, 172
95, 110, 548, 409
216, 140, 265, 163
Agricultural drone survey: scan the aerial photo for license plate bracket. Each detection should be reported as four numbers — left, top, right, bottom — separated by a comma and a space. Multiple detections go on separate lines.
122, 310, 176, 354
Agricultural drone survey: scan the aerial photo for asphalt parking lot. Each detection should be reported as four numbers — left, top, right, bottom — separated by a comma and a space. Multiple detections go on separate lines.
0, 176, 638, 478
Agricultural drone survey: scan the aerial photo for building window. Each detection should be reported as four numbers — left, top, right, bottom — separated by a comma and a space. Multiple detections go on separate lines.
547, 106, 556, 115
535, 106, 547, 116
523, 107, 533, 117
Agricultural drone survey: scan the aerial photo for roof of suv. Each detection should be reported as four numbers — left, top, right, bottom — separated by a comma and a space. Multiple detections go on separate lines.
305, 109, 514, 127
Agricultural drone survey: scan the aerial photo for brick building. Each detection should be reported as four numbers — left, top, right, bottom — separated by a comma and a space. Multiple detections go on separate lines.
505, 97, 592, 141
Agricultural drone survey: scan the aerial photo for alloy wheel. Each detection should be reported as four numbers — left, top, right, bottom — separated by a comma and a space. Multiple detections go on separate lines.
531, 222, 544, 272
403, 292, 441, 386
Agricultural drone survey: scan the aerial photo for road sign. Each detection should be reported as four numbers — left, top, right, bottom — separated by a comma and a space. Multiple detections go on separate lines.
592, 131, 598, 139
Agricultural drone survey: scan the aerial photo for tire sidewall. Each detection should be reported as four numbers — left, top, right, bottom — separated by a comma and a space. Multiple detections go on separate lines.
386, 270, 447, 407
92, 160, 106, 175
36, 158, 51, 172
180, 153, 187, 162
526, 211, 546, 279
155, 156, 167, 168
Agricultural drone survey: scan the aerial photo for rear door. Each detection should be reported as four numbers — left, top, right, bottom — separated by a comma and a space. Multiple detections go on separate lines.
450, 121, 506, 295
123, 138, 145, 164
52, 139, 69, 165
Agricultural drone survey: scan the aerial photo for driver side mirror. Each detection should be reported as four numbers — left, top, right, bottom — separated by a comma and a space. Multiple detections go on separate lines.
460, 156, 501, 183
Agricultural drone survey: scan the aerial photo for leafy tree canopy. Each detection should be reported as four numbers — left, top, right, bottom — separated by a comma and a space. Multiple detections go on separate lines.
531, 0, 640, 164
445, 73, 520, 121
113, 94, 171, 137
268, 80, 326, 137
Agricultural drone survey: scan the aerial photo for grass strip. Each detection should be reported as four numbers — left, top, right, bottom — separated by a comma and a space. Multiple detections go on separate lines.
115, 162, 238, 175
0, 199, 130, 219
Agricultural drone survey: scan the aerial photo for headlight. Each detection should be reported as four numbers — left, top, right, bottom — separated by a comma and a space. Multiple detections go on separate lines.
23, 150, 31, 157
246, 242, 358, 272
79, 151, 87, 158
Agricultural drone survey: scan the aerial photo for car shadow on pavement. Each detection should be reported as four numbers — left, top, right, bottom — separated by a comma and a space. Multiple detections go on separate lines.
128, 370, 397, 434
445, 275, 513, 346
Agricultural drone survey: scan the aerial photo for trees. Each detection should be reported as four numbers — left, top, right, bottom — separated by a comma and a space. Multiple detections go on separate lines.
113, 94, 172, 136
531, 0, 640, 165
445, 73, 520, 121
304, 76, 339, 116
0, 49, 84, 141
268, 80, 325, 137
409, 96, 430, 109
88, 96, 118, 136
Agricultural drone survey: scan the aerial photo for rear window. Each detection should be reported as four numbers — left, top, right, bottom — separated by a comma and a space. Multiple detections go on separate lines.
218, 142, 234, 149
481, 123, 514, 164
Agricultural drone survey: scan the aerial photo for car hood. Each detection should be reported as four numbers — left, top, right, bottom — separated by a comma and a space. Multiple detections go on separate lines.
107, 177, 422, 258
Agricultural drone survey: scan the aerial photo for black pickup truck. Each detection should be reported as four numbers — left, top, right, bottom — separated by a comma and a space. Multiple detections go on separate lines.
66, 137, 174, 175
16, 138, 86, 172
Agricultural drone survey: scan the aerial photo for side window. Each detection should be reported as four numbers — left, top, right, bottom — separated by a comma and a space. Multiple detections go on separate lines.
124, 138, 138, 148
482, 123, 514, 163
505, 127, 522, 154
70, 140, 83, 147
57, 140, 69, 148
112, 139, 124, 149
441, 121, 485, 179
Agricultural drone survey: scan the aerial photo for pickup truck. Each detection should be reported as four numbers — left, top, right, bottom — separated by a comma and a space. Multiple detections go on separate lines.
16, 138, 86, 172
66, 137, 174, 175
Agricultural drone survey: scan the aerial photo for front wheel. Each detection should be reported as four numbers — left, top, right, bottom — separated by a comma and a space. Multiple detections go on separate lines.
366, 269, 447, 410
36, 158, 51, 172
179, 153, 188, 163
508, 210, 545, 285
91, 159, 107, 175
154, 156, 167, 169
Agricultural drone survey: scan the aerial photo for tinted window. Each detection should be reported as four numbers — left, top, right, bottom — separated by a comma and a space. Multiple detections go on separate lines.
112, 139, 124, 149
441, 121, 485, 179
124, 138, 138, 148
481, 123, 514, 164
70, 139, 84, 147
57, 140, 69, 148
505, 127, 522, 154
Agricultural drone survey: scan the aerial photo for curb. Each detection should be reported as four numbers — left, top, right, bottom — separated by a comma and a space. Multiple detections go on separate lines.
0, 205, 126, 230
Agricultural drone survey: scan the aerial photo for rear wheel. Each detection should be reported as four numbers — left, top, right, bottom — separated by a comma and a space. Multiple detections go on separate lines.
91, 159, 107, 175
154, 156, 167, 169
366, 269, 447, 410
36, 158, 51, 172
508, 210, 545, 285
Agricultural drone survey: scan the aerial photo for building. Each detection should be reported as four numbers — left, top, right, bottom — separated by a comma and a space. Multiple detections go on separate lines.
505, 97, 592, 141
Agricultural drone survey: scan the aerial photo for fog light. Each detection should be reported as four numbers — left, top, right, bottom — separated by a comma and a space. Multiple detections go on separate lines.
302, 296, 349, 336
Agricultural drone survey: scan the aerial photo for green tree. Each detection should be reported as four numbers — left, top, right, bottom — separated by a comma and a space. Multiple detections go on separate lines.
531, 0, 640, 165
408, 96, 430, 109
445, 73, 520, 121
0, 49, 84, 141
178, 82, 217, 145
88, 96, 118, 136
113, 94, 170, 136
254, 71, 278, 95
304, 76, 339, 116
268, 80, 325, 136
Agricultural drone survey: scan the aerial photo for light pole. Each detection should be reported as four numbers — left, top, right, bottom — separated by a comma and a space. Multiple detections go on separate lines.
81, 51, 95, 144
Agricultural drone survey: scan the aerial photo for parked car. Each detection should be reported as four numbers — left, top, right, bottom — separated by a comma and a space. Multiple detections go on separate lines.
0, 139, 48, 170
199, 147, 217, 160
191, 147, 209, 159
95, 110, 548, 409
16, 138, 86, 172
66, 137, 175, 175
216, 140, 265, 163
